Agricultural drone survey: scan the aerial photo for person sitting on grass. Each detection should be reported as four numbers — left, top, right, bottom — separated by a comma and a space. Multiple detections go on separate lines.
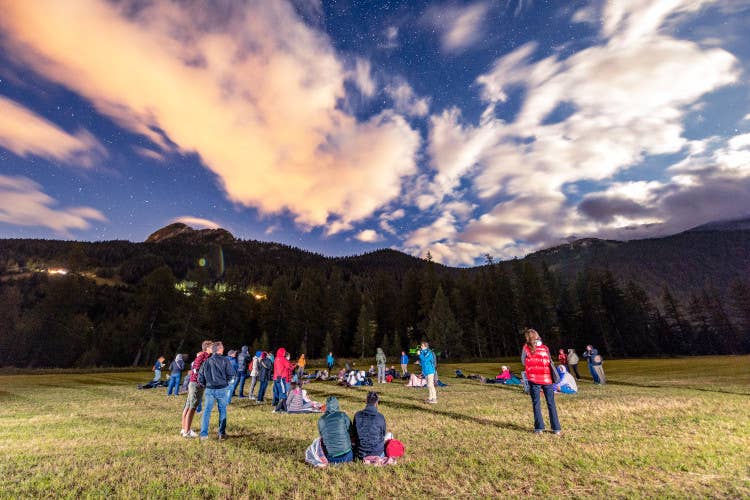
285, 382, 322, 413
352, 392, 389, 460
553, 365, 578, 394
406, 373, 427, 387
318, 396, 353, 464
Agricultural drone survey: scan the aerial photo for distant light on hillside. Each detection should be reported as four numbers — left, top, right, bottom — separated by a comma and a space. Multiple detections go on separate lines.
47, 268, 68, 275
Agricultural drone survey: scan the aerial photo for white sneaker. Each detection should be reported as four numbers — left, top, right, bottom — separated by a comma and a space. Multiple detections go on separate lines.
180, 429, 186, 437
184, 430, 198, 438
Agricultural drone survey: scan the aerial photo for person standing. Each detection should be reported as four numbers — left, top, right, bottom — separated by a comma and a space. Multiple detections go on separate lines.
198, 342, 235, 440
297, 354, 306, 380
352, 392, 388, 459
248, 351, 262, 400
256, 352, 273, 404
272, 347, 292, 409
418, 341, 437, 404
235, 346, 250, 398
376, 348, 387, 384
181, 340, 212, 438
326, 352, 335, 371
152, 356, 165, 383
557, 349, 567, 367
318, 396, 353, 463
583, 345, 606, 384
400, 351, 409, 376
566, 348, 581, 380
521, 328, 561, 435
226, 350, 239, 404
166, 354, 184, 396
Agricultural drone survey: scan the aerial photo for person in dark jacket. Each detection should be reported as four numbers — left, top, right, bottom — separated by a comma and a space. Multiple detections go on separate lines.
235, 346, 250, 398
583, 345, 606, 384
318, 396, 353, 463
352, 392, 387, 459
226, 350, 240, 404
166, 354, 184, 396
198, 342, 236, 439
256, 352, 273, 404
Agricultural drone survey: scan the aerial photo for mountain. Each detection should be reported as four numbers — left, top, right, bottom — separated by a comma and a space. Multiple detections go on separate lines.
145, 223, 236, 244
687, 216, 750, 233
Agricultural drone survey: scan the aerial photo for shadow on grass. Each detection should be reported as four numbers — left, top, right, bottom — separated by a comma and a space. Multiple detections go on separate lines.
606, 380, 749, 396
317, 388, 528, 433
223, 429, 309, 458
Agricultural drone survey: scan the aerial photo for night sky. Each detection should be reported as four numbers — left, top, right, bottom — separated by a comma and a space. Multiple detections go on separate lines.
1, 0, 749, 265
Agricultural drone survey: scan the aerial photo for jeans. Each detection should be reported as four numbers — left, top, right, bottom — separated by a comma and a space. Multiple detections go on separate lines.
568, 363, 581, 379
200, 387, 228, 437
326, 449, 353, 464
166, 374, 181, 395
226, 378, 237, 404
272, 377, 289, 406
236, 371, 248, 397
377, 364, 386, 383
257, 379, 269, 402
152, 370, 161, 382
529, 382, 561, 432
588, 363, 600, 383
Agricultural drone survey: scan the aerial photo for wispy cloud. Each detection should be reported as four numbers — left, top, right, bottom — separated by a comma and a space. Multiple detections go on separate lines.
0, 175, 107, 234
0, 0, 420, 234
0, 95, 105, 167
170, 216, 222, 230
425, 1, 491, 54
385, 78, 430, 117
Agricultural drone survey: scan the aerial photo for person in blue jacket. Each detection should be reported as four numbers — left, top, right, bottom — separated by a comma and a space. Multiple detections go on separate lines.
418, 341, 437, 404
582, 344, 603, 384
226, 350, 240, 404
326, 352, 335, 371
400, 351, 409, 376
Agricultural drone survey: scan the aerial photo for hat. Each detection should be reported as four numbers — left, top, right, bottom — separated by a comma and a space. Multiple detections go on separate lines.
385, 439, 405, 458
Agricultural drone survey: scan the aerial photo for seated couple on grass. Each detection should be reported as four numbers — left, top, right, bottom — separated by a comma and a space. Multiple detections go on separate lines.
309, 392, 403, 467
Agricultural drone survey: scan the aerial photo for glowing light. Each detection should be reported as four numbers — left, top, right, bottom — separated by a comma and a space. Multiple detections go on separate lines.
47, 268, 68, 275
198, 258, 207, 267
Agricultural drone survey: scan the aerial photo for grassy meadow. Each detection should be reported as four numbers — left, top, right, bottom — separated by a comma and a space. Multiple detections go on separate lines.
1, 356, 749, 498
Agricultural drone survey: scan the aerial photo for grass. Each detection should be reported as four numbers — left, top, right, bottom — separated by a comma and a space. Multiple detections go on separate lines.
1, 356, 749, 498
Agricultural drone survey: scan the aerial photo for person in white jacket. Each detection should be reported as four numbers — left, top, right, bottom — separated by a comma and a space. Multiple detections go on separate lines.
248, 351, 262, 400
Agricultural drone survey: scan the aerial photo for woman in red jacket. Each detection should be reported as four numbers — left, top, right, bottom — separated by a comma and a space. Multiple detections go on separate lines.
522, 328, 561, 435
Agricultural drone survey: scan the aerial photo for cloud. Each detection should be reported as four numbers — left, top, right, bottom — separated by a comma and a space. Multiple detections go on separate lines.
404, 0, 742, 265
355, 229, 384, 243
170, 216, 221, 230
350, 58, 376, 98
381, 26, 399, 49
385, 78, 430, 117
0, 175, 107, 233
425, 1, 491, 54
0, 95, 105, 167
0, 0, 420, 233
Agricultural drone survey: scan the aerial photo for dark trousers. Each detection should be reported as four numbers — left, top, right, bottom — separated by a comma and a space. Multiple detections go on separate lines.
257, 379, 269, 402
568, 363, 581, 379
529, 382, 561, 432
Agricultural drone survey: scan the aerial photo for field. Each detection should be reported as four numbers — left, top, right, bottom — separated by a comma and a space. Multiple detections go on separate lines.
1, 357, 749, 498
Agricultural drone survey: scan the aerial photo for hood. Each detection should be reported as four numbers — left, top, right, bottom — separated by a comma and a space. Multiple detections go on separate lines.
276, 347, 286, 358
558, 365, 567, 376
175, 354, 182, 361
376, 348, 384, 355
255, 351, 262, 358
241, 346, 249, 353
325, 396, 339, 414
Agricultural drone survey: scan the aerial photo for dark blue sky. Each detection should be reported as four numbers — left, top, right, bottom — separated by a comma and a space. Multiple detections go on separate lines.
1, 0, 749, 265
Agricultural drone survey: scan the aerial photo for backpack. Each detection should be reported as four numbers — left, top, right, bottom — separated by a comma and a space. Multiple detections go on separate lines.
594, 354, 603, 364
385, 439, 405, 458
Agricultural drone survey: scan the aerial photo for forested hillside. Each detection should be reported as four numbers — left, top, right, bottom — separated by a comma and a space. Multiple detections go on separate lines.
0, 222, 748, 368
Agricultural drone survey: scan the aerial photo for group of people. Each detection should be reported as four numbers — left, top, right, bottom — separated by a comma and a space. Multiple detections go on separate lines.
148, 333, 611, 453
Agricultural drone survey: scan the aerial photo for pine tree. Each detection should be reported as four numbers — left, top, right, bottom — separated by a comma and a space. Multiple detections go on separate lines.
426, 286, 463, 358
354, 302, 376, 359
321, 331, 334, 359
390, 330, 402, 356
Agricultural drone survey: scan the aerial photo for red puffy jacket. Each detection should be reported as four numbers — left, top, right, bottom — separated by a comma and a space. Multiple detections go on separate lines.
523, 344, 553, 385
273, 347, 292, 381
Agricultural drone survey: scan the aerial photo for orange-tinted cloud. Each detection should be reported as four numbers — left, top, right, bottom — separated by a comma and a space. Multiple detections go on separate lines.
0, 96, 105, 167
0, 0, 420, 231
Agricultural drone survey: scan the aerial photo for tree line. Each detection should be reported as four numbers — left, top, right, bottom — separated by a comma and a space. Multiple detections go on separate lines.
1, 246, 748, 368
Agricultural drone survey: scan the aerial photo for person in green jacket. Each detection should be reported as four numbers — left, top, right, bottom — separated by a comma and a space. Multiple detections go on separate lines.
376, 348, 387, 384
317, 397, 353, 463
